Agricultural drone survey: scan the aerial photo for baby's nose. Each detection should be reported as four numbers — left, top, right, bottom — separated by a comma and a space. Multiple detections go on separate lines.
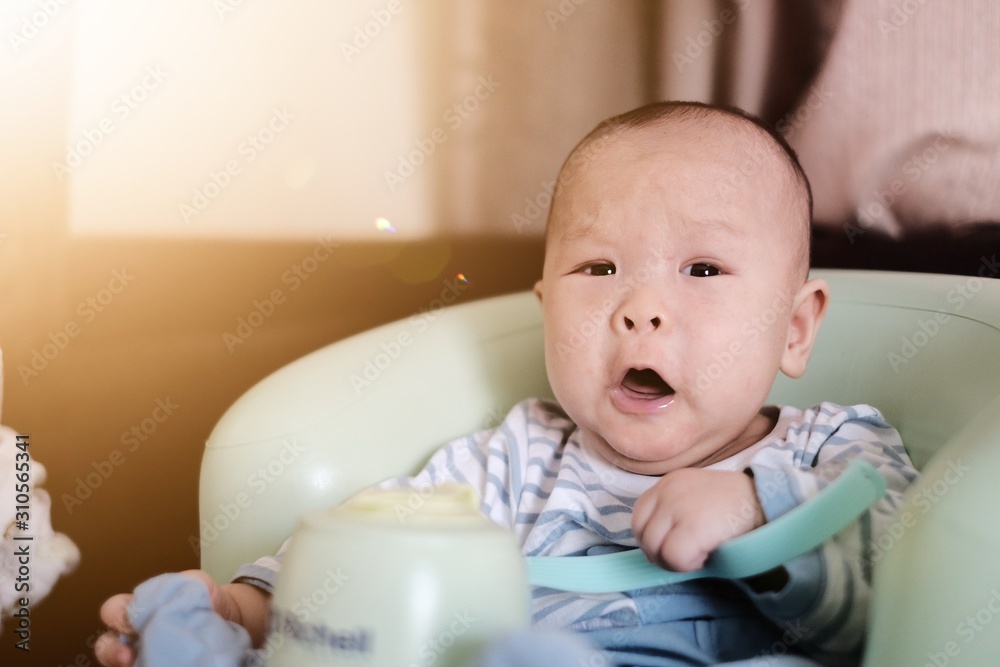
617, 292, 666, 333
623, 314, 661, 330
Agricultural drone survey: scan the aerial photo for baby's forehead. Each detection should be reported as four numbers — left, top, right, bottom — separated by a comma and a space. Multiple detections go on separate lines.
609, 118, 785, 173
549, 116, 810, 279
564, 120, 796, 211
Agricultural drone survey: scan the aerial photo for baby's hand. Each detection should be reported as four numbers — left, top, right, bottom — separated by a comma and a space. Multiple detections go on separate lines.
94, 570, 243, 666
632, 468, 765, 572
94, 589, 138, 667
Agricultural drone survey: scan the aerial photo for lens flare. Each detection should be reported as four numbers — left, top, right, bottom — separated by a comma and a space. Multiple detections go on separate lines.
375, 217, 396, 233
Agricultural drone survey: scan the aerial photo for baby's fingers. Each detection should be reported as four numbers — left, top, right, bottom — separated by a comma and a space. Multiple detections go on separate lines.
632, 500, 675, 567
633, 494, 709, 572
649, 522, 710, 573
94, 629, 136, 667
631, 495, 652, 542
95, 594, 137, 666
100, 593, 136, 634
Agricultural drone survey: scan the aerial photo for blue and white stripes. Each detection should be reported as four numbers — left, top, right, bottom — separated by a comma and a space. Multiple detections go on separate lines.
378, 399, 916, 658
237, 398, 916, 663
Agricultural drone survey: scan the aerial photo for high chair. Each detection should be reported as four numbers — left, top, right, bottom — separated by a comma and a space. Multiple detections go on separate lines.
200, 268, 1000, 665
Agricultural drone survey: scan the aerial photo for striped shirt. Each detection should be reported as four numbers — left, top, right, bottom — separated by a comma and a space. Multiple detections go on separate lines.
236, 398, 917, 663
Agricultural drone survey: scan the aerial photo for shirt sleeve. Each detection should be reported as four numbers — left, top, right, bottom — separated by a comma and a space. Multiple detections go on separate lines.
230, 551, 286, 594
739, 403, 919, 665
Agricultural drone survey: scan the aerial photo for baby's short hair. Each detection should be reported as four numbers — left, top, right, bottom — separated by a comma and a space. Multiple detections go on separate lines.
549, 101, 813, 282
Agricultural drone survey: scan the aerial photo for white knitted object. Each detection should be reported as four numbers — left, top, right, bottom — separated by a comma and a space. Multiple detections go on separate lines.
0, 351, 81, 630
787, 0, 1000, 237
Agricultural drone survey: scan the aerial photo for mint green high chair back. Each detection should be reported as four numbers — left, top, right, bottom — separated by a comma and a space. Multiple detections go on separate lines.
200, 269, 1000, 665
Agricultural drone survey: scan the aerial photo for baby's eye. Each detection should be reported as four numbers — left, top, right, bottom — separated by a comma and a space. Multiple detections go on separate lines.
684, 263, 722, 278
582, 262, 616, 277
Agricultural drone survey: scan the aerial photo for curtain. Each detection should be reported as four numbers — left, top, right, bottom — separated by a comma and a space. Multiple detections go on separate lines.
430, 0, 841, 236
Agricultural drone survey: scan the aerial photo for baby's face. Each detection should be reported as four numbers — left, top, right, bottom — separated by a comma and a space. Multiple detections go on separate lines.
536, 126, 810, 475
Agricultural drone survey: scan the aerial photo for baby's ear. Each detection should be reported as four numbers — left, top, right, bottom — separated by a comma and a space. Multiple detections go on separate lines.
780, 278, 830, 379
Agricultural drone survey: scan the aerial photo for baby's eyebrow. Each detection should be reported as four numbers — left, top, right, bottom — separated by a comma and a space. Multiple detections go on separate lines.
557, 221, 602, 244
679, 216, 742, 240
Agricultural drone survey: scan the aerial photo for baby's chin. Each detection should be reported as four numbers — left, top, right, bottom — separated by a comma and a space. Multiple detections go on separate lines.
584, 430, 695, 476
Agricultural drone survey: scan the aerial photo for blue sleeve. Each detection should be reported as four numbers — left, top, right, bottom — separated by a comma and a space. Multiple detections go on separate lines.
738, 404, 918, 665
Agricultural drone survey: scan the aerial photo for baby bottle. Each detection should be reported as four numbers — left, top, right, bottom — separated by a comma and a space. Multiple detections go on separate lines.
265, 484, 529, 666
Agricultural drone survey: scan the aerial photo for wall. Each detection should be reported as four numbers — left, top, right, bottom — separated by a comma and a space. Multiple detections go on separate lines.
0, 236, 542, 664
0, 3, 544, 663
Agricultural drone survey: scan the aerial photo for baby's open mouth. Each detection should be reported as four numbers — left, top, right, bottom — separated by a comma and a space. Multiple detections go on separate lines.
620, 368, 674, 400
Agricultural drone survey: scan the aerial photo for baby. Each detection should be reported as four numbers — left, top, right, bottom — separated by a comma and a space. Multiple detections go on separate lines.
96, 102, 918, 666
